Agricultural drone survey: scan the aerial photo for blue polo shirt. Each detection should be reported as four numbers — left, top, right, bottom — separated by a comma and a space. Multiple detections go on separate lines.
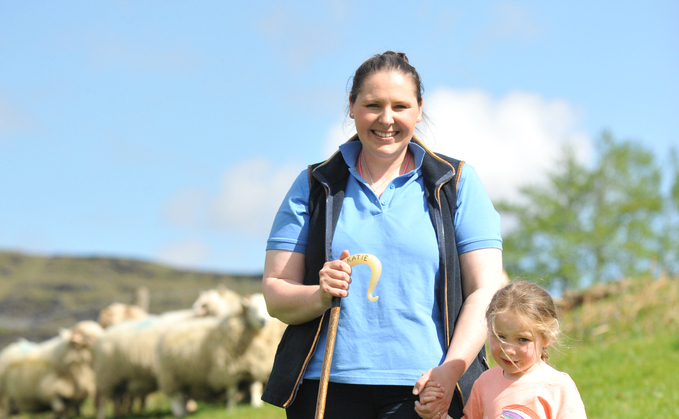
266, 141, 502, 385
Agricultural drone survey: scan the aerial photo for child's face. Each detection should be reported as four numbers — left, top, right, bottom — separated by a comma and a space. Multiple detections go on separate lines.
489, 311, 548, 379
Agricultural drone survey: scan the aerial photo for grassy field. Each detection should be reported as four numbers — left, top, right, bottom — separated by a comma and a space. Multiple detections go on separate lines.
173, 277, 679, 419
554, 331, 679, 418
2, 252, 676, 419
551, 275, 679, 418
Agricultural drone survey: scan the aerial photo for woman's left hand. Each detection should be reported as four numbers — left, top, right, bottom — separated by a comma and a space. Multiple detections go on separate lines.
412, 364, 457, 419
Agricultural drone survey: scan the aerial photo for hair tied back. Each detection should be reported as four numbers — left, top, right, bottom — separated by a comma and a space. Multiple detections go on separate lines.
384, 51, 409, 63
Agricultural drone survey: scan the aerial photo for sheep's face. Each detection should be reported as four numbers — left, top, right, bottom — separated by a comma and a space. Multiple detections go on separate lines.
244, 293, 272, 330
70, 320, 105, 349
192, 288, 243, 318
98, 303, 147, 328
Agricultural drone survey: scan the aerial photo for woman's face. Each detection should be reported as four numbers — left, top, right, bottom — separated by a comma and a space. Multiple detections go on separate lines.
349, 70, 423, 161
488, 312, 548, 380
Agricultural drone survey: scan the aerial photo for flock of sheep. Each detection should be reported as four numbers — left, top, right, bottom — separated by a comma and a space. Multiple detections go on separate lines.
0, 287, 287, 418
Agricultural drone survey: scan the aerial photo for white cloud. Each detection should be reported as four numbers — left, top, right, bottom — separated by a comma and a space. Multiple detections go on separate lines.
422, 88, 592, 203
156, 239, 210, 270
211, 158, 299, 235
162, 158, 299, 237
162, 189, 211, 228
322, 118, 356, 157
323, 88, 592, 204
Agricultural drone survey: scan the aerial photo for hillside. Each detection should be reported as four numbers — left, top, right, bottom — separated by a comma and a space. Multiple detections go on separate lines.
0, 251, 262, 348
1, 251, 677, 418
552, 275, 679, 418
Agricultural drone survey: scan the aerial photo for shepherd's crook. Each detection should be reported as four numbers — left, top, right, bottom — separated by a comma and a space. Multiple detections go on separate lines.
315, 253, 382, 419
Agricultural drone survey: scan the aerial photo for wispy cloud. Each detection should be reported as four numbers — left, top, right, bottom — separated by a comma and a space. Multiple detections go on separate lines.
211, 158, 300, 234
156, 238, 210, 270
471, 1, 544, 56
256, 3, 346, 70
162, 158, 299, 236
323, 88, 592, 204
0, 95, 37, 140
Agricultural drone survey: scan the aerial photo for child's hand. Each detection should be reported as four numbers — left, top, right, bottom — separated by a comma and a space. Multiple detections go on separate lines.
418, 381, 445, 405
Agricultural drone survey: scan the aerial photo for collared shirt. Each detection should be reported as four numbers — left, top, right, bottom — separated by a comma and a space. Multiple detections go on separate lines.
267, 141, 501, 385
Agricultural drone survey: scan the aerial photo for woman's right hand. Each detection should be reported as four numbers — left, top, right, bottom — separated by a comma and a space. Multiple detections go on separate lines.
318, 249, 352, 306
263, 249, 355, 325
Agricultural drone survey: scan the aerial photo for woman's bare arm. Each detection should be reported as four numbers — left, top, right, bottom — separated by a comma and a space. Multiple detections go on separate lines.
262, 249, 352, 325
414, 248, 503, 418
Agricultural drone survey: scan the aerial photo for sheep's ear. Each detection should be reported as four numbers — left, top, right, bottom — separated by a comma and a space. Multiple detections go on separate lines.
59, 328, 72, 340
70, 330, 84, 345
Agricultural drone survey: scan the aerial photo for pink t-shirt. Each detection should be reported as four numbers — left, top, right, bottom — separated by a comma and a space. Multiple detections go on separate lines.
462, 365, 587, 419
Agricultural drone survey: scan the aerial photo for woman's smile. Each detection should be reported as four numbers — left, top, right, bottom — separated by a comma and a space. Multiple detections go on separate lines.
372, 130, 398, 138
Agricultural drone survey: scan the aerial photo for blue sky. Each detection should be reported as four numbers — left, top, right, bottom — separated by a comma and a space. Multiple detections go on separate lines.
1, 1, 677, 274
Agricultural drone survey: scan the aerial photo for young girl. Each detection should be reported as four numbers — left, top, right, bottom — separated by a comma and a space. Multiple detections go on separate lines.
418, 281, 587, 419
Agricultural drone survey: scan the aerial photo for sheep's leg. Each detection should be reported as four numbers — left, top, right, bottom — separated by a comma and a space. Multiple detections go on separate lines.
113, 392, 125, 417
226, 384, 238, 410
250, 381, 264, 408
50, 397, 66, 418
95, 392, 108, 419
121, 393, 133, 414
0, 395, 10, 419
170, 394, 188, 418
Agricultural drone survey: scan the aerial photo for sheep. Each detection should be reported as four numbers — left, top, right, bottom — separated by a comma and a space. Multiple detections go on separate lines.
192, 287, 243, 318
98, 302, 149, 329
156, 293, 284, 417
93, 287, 242, 419
97, 287, 241, 330
0, 320, 104, 419
237, 314, 287, 407
0, 339, 35, 380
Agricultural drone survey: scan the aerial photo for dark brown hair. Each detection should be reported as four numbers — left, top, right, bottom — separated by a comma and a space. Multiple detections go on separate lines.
349, 51, 424, 106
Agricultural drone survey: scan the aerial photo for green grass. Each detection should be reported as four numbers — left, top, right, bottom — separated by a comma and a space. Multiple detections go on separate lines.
483, 276, 679, 419
553, 330, 679, 418
484, 331, 679, 419
3, 254, 677, 419
183, 403, 285, 419
112, 321, 679, 419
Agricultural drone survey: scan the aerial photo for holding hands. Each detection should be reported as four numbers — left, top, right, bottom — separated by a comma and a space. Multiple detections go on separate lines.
413, 364, 459, 419
415, 380, 452, 419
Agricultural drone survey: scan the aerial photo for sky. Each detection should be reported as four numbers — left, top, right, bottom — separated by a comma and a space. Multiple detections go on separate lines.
1, 1, 677, 275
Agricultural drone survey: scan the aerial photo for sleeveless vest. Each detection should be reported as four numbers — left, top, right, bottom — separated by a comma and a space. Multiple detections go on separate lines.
262, 137, 488, 418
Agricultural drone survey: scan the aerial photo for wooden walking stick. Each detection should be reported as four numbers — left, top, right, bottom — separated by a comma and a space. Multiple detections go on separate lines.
315, 253, 382, 419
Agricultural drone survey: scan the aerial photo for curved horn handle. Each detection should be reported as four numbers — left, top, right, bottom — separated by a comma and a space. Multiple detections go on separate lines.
342, 253, 382, 301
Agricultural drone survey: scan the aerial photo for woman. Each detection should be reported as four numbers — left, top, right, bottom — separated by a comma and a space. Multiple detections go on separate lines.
261, 51, 503, 419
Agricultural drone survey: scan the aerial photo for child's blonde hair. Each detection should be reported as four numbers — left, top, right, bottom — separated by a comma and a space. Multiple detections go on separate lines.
486, 281, 560, 363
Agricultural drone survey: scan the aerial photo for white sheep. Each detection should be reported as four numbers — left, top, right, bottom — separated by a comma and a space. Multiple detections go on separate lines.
98, 302, 148, 329
192, 287, 243, 318
93, 288, 242, 419
0, 320, 104, 419
156, 293, 284, 417
237, 314, 287, 407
